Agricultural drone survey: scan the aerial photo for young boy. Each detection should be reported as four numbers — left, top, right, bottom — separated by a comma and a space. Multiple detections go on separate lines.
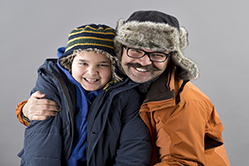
17, 24, 151, 166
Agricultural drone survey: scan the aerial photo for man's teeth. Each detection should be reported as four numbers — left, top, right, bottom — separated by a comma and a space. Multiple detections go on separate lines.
136, 67, 147, 72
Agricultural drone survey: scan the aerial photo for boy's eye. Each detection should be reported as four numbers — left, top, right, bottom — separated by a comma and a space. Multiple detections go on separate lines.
79, 62, 88, 66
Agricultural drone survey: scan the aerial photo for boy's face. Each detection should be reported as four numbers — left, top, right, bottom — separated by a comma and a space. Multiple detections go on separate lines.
71, 51, 112, 91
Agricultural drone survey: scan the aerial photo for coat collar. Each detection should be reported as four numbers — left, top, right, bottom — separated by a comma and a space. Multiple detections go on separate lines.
142, 64, 187, 109
144, 65, 175, 103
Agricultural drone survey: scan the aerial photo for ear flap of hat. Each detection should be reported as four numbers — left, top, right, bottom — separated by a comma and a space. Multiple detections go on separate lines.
114, 38, 126, 76
173, 27, 198, 80
116, 18, 126, 30
114, 18, 126, 73
171, 49, 199, 80
179, 27, 188, 49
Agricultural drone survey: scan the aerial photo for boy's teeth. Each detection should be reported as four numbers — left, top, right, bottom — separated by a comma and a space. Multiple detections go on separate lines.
86, 78, 97, 82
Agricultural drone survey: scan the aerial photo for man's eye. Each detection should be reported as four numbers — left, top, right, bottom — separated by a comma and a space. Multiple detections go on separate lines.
98, 64, 109, 67
131, 49, 143, 54
151, 53, 165, 58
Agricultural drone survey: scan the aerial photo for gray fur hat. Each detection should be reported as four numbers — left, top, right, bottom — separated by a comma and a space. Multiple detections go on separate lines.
114, 10, 199, 80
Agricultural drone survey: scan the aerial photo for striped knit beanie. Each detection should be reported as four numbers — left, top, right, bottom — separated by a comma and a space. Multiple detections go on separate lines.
61, 24, 121, 81
61, 24, 116, 58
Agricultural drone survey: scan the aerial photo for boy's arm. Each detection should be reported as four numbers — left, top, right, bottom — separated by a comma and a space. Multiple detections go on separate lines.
16, 91, 60, 126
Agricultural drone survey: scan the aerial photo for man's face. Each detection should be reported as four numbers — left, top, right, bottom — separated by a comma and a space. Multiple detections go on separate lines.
120, 47, 170, 83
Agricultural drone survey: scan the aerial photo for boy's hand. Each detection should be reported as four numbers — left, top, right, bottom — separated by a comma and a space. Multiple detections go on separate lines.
22, 91, 60, 121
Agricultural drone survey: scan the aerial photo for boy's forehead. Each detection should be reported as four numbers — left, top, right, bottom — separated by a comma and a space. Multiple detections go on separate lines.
76, 51, 111, 61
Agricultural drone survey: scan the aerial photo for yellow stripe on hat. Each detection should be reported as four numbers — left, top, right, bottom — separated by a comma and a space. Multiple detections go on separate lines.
69, 30, 115, 37
75, 26, 115, 32
67, 36, 114, 45
85, 26, 114, 32
65, 43, 115, 52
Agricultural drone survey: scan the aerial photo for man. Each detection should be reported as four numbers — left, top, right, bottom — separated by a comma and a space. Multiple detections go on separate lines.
16, 10, 230, 165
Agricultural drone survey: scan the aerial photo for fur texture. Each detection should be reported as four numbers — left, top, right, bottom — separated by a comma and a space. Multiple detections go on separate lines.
114, 19, 199, 80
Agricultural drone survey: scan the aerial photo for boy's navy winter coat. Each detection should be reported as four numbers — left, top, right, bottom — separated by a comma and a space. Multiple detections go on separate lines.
18, 59, 152, 166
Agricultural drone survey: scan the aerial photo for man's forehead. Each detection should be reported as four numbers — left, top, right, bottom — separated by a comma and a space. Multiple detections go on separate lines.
141, 48, 169, 53
124, 45, 170, 53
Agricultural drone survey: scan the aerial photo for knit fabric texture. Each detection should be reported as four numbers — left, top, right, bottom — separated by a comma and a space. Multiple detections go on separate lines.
62, 24, 116, 58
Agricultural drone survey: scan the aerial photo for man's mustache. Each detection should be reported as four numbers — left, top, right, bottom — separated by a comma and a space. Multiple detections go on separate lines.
125, 63, 160, 72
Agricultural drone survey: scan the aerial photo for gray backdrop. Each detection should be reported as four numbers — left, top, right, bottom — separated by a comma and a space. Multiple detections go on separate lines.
1, 0, 248, 165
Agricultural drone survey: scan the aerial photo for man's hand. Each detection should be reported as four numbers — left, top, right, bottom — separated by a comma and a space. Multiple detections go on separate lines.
22, 91, 60, 121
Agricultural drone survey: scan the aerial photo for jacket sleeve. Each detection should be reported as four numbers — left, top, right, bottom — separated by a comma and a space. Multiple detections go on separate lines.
16, 100, 29, 126
114, 89, 152, 166
18, 68, 65, 166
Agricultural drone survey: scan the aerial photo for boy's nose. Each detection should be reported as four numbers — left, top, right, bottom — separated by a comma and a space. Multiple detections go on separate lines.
88, 67, 98, 76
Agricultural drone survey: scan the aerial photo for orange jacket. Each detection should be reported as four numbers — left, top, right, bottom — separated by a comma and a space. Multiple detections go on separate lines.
139, 68, 230, 166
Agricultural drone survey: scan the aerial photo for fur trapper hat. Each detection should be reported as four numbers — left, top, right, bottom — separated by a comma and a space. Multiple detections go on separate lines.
114, 10, 199, 80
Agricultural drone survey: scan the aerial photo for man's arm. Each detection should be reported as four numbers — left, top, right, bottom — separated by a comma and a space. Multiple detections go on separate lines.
16, 91, 60, 126
115, 90, 152, 166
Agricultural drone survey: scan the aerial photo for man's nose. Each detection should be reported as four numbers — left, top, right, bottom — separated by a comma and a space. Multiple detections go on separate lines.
137, 54, 152, 66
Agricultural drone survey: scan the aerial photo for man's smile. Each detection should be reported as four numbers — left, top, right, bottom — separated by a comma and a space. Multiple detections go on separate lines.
135, 67, 147, 72
126, 63, 160, 72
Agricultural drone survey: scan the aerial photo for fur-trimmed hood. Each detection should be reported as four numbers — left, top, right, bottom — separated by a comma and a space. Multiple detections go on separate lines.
114, 10, 199, 81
